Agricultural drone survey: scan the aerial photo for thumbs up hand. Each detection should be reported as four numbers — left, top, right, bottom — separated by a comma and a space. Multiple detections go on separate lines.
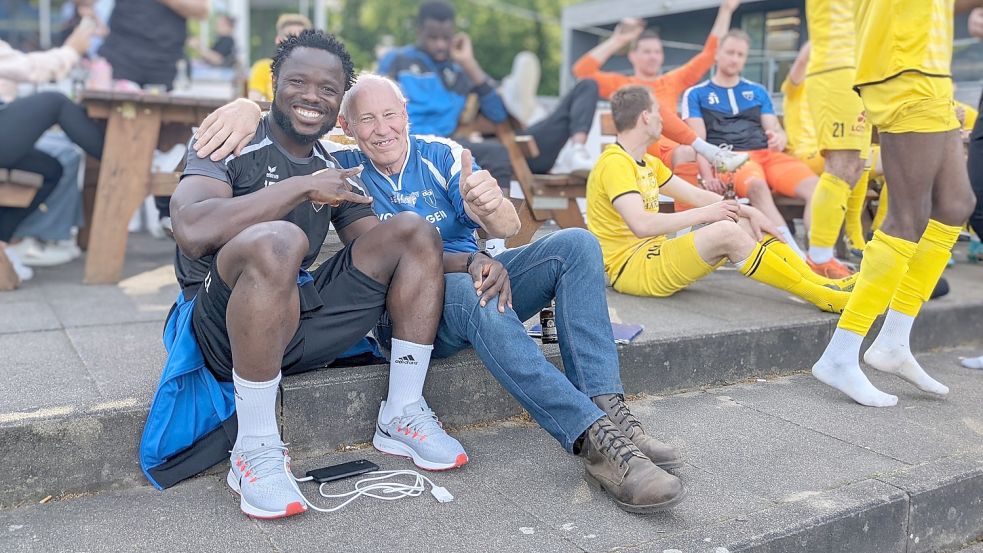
459, 149, 504, 217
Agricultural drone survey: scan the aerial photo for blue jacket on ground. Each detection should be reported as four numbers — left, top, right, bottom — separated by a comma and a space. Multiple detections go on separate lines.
140, 282, 381, 490
379, 45, 507, 137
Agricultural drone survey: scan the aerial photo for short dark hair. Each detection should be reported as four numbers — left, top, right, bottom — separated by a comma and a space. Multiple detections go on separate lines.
418, 0, 455, 26
271, 29, 356, 91
631, 29, 661, 51
611, 85, 655, 132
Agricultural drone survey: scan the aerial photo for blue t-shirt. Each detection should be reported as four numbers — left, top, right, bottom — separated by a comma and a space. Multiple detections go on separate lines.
681, 78, 773, 151
327, 135, 482, 253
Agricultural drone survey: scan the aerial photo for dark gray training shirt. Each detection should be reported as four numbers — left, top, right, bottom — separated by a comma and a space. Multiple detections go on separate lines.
175, 116, 374, 292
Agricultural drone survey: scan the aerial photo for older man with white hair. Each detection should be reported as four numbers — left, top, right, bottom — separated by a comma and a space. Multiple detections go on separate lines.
335, 75, 686, 513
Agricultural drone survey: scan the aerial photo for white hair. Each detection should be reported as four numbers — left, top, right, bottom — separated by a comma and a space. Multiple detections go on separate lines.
340, 73, 407, 123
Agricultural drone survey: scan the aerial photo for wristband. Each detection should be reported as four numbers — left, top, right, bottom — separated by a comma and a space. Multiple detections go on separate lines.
465, 250, 489, 272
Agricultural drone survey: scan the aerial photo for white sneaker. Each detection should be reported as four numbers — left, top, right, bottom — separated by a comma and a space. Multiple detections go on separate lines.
7, 238, 75, 267
2, 248, 33, 281
152, 144, 187, 173
373, 398, 468, 471
500, 51, 541, 127
553, 142, 594, 177
227, 436, 307, 519
711, 145, 749, 173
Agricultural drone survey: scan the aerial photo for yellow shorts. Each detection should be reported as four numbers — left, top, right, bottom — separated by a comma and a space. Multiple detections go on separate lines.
611, 233, 720, 297
805, 69, 872, 153
858, 72, 959, 133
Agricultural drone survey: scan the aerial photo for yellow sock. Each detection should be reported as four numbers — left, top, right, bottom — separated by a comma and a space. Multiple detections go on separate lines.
871, 181, 888, 233
844, 169, 870, 250
809, 172, 852, 249
764, 236, 841, 287
838, 230, 917, 335
890, 220, 961, 316
741, 241, 850, 312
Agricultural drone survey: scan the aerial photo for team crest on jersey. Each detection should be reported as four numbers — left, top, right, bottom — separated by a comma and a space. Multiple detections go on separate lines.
421, 188, 437, 208
708, 92, 720, 105
742, 90, 754, 101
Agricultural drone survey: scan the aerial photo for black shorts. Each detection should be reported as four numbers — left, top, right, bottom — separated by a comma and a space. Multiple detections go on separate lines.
191, 243, 388, 381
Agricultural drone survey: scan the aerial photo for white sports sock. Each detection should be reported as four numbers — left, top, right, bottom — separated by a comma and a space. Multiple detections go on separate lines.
812, 328, 898, 407
691, 137, 720, 160
865, 310, 949, 395
777, 226, 807, 259
380, 339, 433, 423
232, 370, 281, 450
808, 246, 835, 264
962, 355, 983, 369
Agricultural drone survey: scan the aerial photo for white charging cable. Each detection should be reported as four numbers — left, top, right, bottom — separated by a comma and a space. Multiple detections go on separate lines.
287, 462, 454, 513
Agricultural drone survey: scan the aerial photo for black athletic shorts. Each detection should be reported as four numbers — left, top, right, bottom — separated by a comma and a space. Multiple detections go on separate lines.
191, 243, 388, 381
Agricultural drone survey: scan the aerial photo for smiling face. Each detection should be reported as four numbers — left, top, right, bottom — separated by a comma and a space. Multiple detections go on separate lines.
628, 37, 665, 79
340, 79, 409, 171
271, 47, 345, 146
416, 18, 455, 62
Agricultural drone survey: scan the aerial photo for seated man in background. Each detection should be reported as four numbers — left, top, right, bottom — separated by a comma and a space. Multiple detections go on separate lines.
172, 30, 461, 519
380, 0, 600, 184
329, 74, 686, 514
247, 13, 311, 101
682, 29, 816, 260
588, 85, 852, 312
573, 0, 748, 184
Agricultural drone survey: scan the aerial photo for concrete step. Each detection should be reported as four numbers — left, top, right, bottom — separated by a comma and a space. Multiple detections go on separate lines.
2, 281, 982, 509
2, 349, 982, 553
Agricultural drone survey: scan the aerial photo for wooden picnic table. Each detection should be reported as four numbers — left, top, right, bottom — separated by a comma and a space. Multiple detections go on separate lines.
80, 90, 227, 284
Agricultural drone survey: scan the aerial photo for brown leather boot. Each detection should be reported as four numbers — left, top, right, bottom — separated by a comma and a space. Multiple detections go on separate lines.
578, 416, 685, 513
593, 393, 683, 469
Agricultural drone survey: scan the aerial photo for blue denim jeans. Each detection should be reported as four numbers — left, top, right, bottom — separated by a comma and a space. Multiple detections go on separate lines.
381, 228, 624, 452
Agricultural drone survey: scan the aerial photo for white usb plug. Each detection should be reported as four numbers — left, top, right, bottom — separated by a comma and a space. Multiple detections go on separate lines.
430, 485, 454, 503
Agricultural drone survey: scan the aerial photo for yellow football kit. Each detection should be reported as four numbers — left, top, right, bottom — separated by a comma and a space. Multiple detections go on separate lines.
586, 145, 718, 297
248, 58, 274, 101
853, 0, 958, 133
780, 78, 824, 175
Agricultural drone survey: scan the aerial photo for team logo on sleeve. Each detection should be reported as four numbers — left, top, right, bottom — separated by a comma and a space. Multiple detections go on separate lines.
742, 90, 755, 101
422, 188, 437, 208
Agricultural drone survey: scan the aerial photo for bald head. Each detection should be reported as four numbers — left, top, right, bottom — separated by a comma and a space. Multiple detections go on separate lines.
340, 74, 407, 124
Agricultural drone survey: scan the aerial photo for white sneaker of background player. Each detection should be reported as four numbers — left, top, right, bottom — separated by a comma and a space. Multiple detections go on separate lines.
500, 51, 541, 127
553, 143, 595, 177
152, 144, 187, 173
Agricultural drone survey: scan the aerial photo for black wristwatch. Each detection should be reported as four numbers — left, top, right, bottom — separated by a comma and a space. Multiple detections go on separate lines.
465, 250, 490, 272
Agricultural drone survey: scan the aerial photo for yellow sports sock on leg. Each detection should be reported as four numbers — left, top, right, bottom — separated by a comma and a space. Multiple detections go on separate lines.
764, 236, 841, 287
741, 241, 850, 312
838, 230, 917, 335
871, 181, 888, 233
845, 169, 870, 250
889, 219, 961, 317
809, 172, 852, 249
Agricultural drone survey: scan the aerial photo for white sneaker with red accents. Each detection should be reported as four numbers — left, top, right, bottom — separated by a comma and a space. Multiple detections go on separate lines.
373, 398, 469, 471
226, 436, 307, 519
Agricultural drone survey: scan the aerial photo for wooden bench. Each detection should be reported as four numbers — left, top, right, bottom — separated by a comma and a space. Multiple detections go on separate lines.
0, 169, 44, 290
493, 119, 588, 247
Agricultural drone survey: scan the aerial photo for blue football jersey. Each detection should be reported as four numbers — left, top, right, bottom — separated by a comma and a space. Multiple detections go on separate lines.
328, 135, 482, 253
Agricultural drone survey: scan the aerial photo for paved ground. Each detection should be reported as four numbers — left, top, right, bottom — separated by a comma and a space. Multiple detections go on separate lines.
1, 348, 981, 553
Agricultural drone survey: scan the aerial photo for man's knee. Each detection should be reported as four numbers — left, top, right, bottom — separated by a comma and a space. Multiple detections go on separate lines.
672, 145, 697, 165
572, 78, 599, 100
224, 221, 308, 281
746, 179, 770, 196
550, 227, 602, 259
935, 187, 977, 225
386, 212, 442, 252
824, 152, 865, 184
34, 90, 72, 109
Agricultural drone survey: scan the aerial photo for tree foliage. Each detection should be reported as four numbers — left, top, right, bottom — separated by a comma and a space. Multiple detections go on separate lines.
333, 0, 578, 96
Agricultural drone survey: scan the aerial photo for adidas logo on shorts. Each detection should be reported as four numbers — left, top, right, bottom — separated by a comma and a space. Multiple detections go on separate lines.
394, 355, 416, 365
